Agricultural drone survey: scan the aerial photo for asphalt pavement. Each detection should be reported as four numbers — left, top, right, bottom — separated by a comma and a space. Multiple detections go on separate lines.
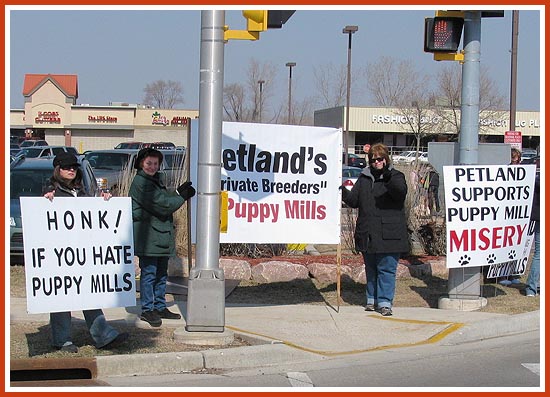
9, 296, 540, 379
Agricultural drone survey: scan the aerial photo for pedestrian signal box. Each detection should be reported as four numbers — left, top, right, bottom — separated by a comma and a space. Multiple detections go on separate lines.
424, 16, 464, 52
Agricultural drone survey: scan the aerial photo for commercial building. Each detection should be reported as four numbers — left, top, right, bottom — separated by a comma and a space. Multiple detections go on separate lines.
314, 105, 540, 152
10, 74, 540, 154
10, 74, 198, 152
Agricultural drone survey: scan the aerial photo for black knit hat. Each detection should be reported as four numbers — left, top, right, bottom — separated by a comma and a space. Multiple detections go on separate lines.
53, 152, 80, 168
134, 148, 163, 170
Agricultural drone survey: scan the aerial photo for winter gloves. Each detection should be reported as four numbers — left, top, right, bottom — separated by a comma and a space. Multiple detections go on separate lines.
177, 181, 196, 200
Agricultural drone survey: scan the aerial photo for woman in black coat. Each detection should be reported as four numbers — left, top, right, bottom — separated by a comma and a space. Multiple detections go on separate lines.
341, 143, 409, 316
44, 152, 128, 352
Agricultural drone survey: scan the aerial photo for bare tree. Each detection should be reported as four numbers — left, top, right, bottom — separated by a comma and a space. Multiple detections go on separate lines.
290, 97, 315, 126
223, 83, 247, 122
433, 64, 507, 136
312, 63, 347, 108
365, 56, 435, 155
246, 59, 277, 122
223, 59, 277, 123
142, 80, 184, 109
364, 56, 416, 107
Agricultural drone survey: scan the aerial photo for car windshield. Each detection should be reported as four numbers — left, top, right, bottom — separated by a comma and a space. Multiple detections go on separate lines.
16, 148, 42, 158
10, 169, 52, 198
163, 153, 185, 169
84, 152, 132, 170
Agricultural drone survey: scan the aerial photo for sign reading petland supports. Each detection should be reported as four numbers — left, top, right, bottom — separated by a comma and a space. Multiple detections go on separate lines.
443, 165, 536, 275
190, 122, 342, 244
20, 197, 136, 314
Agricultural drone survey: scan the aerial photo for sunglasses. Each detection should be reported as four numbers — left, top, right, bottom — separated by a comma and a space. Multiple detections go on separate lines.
60, 165, 78, 171
369, 157, 385, 164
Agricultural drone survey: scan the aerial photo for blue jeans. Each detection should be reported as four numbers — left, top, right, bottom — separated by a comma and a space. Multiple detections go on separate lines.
139, 256, 169, 312
362, 252, 399, 309
50, 309, 119, 348
525, 222, 540, 295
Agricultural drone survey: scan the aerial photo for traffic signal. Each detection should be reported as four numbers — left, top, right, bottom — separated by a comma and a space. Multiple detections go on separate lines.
225, 10, 295, 41
242, 10, 296, 31
424, 16, 464, 52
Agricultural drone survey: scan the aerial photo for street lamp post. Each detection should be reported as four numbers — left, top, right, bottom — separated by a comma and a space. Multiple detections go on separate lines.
285, 62, 296, 124
342, 25, 358, 165
258, 79, 265, 123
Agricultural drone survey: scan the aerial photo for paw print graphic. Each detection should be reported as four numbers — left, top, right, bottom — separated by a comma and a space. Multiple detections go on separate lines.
508, 250, 516, 260
487, 254, 497, 264
458, 255, 471, 266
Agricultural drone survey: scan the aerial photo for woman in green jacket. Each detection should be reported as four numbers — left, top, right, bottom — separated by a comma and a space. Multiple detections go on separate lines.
129, 148, 195, 327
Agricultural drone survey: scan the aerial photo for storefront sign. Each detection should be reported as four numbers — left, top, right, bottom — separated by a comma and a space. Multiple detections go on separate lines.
88, 115, 118, 123
152, 111, 169, 126
35, 111, 61, 124
171, 116, 189, 126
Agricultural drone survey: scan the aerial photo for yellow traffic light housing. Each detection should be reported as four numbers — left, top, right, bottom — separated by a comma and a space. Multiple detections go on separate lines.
224, 10, 295, 41
242, 10, 268, 32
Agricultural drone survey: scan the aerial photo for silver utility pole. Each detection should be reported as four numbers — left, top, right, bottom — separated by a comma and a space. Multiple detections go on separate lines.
445, 11, 484, 307
509, 10, 519, 134
285, 62, 296, 124
258, 79, 265, 123
186, 10, 225, 332
343, 25, 358, 165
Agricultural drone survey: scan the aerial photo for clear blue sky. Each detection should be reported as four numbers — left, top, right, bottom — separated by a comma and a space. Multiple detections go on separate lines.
8, 7, 542, 112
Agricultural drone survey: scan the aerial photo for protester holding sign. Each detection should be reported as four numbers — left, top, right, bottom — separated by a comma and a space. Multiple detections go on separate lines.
524, 169, 540, 297
43, 152, 128, 353
340, 143, 409, 316
130, 148, 196, 327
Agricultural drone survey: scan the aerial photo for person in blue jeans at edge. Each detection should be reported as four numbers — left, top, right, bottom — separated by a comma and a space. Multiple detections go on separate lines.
129, 148, 196, 327
340, 143, 409, 316
44, 152, 129, 352
524, 169, 540, 297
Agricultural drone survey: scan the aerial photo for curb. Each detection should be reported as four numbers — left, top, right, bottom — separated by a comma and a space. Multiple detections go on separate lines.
441, 310, 540, 345
95, 310, 540, 378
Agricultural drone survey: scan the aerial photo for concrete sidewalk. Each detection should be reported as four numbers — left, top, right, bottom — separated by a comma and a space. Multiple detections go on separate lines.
9, 298, 540, 378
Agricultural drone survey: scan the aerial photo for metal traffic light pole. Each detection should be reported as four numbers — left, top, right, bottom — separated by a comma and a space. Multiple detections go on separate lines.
185, 10, 226, 332
440, 10, 486, 310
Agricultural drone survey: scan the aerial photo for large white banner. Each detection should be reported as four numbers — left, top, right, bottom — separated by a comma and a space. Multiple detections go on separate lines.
20, 197, 136, 314
191, 122, 342, 244
443, 165, 536, 273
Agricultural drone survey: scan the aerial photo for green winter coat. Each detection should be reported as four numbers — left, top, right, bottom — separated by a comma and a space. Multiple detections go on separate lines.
129, 170, 185, 256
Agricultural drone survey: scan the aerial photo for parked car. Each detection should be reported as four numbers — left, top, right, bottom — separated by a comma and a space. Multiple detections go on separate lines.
343, 153, 367, 168
84, 149, 138, 194
114, 141, 145, 150
145, 142, 176, 150
342, 166, 363, 190
19, 139, 49, 148
9, 156, 99, 263
84, 148, 186, 194
391, 150, 416, 164
400, 151, 428, 165
521, 148, 538, 163
10, 143, 20, 157
14, 146, 78, 159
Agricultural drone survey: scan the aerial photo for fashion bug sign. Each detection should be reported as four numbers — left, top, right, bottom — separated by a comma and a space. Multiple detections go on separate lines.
190, 122, 342, 244
443, 165, 536, 274
20, 197, 136, 314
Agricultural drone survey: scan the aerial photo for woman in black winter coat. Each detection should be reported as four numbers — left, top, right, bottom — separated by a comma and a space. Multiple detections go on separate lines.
341, 143, 409, 316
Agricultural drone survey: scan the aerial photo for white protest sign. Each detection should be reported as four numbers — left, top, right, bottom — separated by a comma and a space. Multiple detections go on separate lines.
190, 122, 342, 244
443, 165, 536, 274
20, 197, 136, 314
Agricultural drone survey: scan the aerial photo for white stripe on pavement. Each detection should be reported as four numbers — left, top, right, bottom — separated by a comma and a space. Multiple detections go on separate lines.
522, 363, 540, 376
287, 372, 314, 387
